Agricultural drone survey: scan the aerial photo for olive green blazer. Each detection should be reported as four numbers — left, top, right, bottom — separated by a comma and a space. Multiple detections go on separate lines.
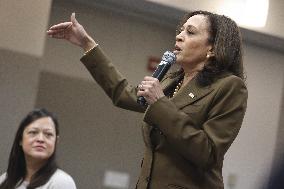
80, 46, 248, 189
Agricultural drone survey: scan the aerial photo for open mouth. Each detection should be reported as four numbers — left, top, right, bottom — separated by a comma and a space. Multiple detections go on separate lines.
174, 45, 181, 51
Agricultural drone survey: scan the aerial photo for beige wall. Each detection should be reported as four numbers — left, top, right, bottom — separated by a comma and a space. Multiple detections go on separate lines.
0, 49, 41, 171
223, 44, 284, 189
0, 0, 51, 171
0, 0, 52, 57
0, 0, 284, 189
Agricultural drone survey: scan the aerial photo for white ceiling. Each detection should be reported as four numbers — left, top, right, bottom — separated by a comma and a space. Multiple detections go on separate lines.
146, 0, 284, 39
71, 0, 284, 52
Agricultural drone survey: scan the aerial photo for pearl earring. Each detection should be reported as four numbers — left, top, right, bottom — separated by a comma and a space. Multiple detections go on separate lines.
206, 54, 210, 59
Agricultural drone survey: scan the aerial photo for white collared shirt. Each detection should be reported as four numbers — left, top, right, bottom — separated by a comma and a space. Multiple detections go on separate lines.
0, 169, 76, 189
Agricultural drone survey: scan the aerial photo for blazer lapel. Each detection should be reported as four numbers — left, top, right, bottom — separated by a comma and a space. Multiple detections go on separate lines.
161, 73, 181, 96
142, 74, 181, 148
170, 77, 214, 109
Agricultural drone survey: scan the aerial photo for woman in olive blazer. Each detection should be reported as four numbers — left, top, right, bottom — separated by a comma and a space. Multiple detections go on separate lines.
47, 10, 248, 189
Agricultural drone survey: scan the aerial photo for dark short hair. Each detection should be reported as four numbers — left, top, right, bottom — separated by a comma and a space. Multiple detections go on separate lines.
0, 108, 59, 189
176, 10, 245, 86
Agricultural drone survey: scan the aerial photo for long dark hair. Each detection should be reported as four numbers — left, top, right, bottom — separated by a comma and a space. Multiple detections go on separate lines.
0, 108, 59, 189
176, 10, 245, 86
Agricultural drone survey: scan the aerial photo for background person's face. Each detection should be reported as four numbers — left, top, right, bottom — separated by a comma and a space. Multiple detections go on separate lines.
174, 14, 212, 70
21, 117, 57, 162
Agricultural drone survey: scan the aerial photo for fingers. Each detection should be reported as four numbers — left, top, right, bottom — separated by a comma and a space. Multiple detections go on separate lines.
138, 81, 151, 91
139, 78, 159, 89
47, 28, 64, 34
137, 87, 148, 99
47, 12, 76, 32
46, 28, 65, 38
71, 12, 79, 25
138, 84, 144, 91
49, 22, 72, 30
47, 21, 72, 39
48, 33, 65, 39
137, 76, 163, 93
137, 82, 164, 105
143, 76, 158, 81
137, 80, 158, 97
138, 76, 159, 89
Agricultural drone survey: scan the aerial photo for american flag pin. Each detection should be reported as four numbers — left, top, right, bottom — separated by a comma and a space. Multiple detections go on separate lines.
188, 93, 195, 98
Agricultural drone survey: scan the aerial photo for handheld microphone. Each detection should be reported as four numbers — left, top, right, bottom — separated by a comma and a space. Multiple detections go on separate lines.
137, 51, 176, 106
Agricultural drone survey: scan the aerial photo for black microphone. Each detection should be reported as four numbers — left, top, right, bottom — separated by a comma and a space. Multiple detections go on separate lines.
137, 51, 176, 106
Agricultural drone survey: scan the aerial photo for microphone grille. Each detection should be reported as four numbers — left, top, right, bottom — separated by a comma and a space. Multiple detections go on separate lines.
161, 51, 176, 65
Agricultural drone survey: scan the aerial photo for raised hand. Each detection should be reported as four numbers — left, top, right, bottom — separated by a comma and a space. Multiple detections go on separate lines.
47, 13, 96, 51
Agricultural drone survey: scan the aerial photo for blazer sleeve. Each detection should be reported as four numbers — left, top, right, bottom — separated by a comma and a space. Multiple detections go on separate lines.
143, 76, 248, 169
80, 46, 146, 113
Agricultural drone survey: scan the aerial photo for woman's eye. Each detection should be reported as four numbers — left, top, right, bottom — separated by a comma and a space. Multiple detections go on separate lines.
45, 133, 54, 137
28, 131, 37, 135
187, 30, 194, 35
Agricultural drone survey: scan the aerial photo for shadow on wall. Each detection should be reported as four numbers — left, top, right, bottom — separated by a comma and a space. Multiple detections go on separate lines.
265, 78, 284, 189
264, 157, 284, 189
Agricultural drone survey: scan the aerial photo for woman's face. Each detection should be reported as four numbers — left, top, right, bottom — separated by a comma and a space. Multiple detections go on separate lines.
21, 117, 57, 161
174, 14, 213, 70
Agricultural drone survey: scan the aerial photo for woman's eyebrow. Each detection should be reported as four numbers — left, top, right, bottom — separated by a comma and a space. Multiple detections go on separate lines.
186, 25, 198, 31
26, 126, 39, 130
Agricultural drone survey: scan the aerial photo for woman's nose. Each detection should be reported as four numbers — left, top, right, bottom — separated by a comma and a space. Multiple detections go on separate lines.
176, 32, 183, 42
36, 133, 45, 142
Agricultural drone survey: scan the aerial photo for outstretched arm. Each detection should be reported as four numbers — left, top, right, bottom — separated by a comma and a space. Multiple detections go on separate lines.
48, 13, 147, 112
47, 13, 96, 52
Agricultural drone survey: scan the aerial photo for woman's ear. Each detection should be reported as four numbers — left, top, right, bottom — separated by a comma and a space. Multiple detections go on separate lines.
206, 47, 215, 59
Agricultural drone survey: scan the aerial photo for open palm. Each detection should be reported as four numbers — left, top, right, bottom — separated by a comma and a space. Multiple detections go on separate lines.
47, 13, 94, 49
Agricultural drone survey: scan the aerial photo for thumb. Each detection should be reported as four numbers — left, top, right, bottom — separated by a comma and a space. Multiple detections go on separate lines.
71, 12, 79, 25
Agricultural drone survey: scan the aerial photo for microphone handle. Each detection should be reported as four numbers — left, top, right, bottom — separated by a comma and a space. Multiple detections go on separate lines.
137, 63, 171, 106
137, 96, 147, 106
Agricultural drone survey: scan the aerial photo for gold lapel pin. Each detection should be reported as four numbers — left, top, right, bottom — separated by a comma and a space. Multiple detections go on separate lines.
188, 93, 195, 98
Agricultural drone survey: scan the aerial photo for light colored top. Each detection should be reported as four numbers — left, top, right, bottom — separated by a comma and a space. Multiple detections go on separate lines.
0, 169, 76, 189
